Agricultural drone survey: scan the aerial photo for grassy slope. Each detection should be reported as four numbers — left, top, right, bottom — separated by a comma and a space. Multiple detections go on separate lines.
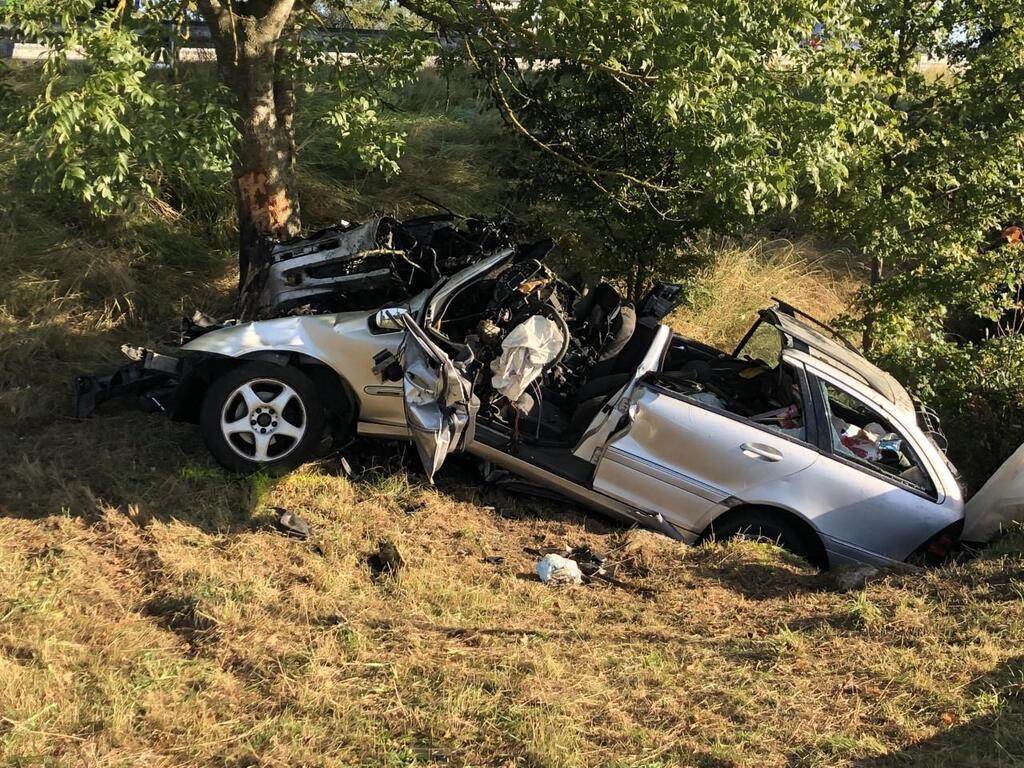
1, 71, 1024, 767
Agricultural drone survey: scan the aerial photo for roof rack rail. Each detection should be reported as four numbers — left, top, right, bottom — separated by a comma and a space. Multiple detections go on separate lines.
771, 297, 862, 354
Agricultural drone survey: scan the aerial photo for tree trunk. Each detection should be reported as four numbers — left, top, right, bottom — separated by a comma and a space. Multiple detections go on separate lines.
862, 253, 883, 352
197, 0, 301, 287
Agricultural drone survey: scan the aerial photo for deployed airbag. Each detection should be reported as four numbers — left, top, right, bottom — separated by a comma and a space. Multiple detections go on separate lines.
490, 316, 565, 405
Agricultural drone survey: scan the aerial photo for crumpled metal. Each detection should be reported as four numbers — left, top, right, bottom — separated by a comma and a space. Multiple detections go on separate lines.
393, 312, 477, 483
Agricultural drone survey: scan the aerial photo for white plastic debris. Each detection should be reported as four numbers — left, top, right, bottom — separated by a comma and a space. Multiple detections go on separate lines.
963, 442, 1024, 542
490, 315, 564, 404
535, 553, 583, 585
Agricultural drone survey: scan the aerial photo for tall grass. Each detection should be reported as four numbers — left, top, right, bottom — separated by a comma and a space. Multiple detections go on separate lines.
671, 238, 864, 350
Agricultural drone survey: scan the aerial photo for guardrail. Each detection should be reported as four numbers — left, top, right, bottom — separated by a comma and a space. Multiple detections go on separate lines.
0, 23, 445, 60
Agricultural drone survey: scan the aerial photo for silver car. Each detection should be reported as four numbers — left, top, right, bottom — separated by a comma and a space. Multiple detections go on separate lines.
79, 245, 965, 569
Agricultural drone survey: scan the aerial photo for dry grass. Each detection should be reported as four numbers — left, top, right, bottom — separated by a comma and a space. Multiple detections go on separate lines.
671, 238, 865, 350
1, 73, 1023, 768
2, 447, 1023, 767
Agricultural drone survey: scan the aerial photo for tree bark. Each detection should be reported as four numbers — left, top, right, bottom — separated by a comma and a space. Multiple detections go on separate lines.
197, 0, 301, 287
863, 253, 884, 352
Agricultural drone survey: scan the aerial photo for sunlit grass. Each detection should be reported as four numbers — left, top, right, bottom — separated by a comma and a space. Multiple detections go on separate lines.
1, 66, 1023, 768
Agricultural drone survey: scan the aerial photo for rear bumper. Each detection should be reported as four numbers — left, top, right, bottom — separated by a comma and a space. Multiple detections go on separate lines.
73, 346, 184, 418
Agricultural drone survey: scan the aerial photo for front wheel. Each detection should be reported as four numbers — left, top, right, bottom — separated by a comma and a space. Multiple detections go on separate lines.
199, 362, 327, 474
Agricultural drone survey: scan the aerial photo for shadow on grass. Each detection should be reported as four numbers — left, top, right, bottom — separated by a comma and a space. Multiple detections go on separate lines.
0, 411, 283, 534
845, 654, 1024, 768
701, 558, 826, 601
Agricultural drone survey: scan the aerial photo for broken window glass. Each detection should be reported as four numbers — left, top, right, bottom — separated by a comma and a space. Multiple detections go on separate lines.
818, 380, 935, 495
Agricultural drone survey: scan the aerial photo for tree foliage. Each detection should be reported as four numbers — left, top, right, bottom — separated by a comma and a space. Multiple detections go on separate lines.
805, 0, 1024, 483
0, 0, 433, 227
815, 0, 1024, 345
1, 0, 235, 218
397, 0, 876, 293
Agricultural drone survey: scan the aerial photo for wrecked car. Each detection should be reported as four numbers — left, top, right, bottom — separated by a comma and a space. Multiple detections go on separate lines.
76, 213, 967, 570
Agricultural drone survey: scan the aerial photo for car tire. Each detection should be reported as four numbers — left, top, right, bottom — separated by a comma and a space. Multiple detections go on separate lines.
699, 508, 827, 569
199, 362, 327, 475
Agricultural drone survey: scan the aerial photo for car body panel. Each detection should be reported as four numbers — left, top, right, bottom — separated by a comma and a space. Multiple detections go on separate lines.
592, 383, 820, 537
572, 324, 673, 464
422, 249, 514, 328
468, 431, 691, 542
389, 308, 478, 482
588, 342, 963, 566
797, 359, 963, 561
182, 306, 415, 427
962, 442, 1024, 542
792, 349, 960, 502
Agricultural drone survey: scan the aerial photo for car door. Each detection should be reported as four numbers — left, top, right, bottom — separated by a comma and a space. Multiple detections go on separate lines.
590, 360, 820, 537
387, 308, 477, 483
572, 324, 673, 465
801, 368, 962, 562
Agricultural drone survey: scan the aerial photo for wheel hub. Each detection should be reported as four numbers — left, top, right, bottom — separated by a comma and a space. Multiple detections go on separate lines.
221, 378, 306, 463
249, 406, 279, 433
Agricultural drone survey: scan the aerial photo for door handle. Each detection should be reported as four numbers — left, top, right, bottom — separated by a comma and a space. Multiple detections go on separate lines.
740, 442, 783, 462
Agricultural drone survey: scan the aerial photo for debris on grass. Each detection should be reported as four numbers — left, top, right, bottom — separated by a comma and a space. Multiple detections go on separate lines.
272, 507, 312, 540
368, 539, 405, 579
535, 553, 583, 585
830, 563, 882, 591
566, 545, 608, 577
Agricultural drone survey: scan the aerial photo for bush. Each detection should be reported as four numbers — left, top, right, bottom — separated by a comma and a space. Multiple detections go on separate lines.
877, 335, 1024, 491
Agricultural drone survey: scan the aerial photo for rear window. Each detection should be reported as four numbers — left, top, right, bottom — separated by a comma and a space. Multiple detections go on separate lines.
818, 380, 937, 498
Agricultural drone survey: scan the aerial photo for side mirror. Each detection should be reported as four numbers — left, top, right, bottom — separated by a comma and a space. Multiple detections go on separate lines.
372, 306, 409, 333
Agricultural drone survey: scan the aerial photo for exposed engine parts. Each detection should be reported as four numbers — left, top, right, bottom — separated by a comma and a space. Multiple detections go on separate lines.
236, 213, 520, 322
227, 210, 684, 447
433, 248, 683, 445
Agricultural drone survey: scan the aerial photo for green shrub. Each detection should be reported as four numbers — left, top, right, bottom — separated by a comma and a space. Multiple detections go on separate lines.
877, 335, 1024, 491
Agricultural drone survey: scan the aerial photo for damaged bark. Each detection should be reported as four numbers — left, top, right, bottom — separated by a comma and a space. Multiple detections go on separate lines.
197, 0, 302, 286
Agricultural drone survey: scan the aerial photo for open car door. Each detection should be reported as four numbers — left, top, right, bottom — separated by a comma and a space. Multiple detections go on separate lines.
573, 324, 673, 465
386, 308, 478, 483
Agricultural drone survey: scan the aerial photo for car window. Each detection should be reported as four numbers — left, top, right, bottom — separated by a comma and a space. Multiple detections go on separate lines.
818, 380, 936, 496
735, 321, 784, 366
747, 363, 808, 442
653, 360, 809, 443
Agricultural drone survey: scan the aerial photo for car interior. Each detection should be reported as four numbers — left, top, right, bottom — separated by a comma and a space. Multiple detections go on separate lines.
817, 381, 935, 495
429, 250, 809, 454
429, 251, 671, 454
650, 326, 809, 443
426, 249, 935, 497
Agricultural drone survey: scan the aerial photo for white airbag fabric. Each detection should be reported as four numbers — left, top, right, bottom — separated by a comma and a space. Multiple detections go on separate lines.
490, 315, 564, 404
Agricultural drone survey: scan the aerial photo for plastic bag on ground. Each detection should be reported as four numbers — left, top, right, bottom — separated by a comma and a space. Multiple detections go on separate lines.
536, 553, 583, 585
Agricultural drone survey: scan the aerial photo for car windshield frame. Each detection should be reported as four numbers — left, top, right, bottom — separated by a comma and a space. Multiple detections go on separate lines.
420, 248, 516, 329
